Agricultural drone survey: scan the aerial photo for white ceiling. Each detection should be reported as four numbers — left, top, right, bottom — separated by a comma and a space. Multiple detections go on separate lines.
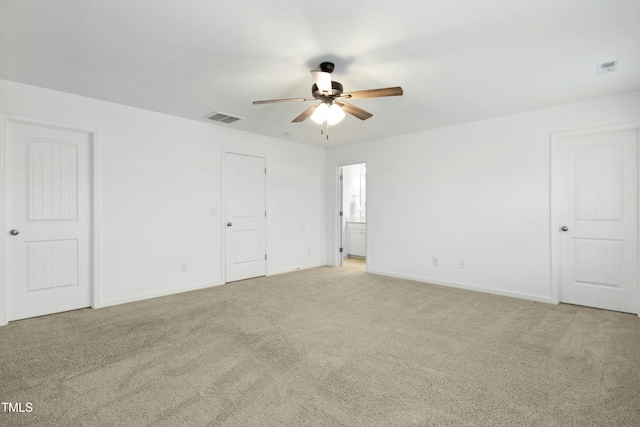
1, 0, 639, 147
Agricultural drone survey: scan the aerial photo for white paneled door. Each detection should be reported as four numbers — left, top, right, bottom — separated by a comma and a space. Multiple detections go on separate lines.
5, 121, 92, 321
556, 127, 638, 313
224, 153, 266, 282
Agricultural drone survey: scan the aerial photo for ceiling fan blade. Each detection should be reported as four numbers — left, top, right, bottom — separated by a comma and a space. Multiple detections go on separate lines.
335, 101, 373, 120
253, 97, 315, 105
311, 70, 332, 94
292, 102, 321, 123
343, 86, 403, 99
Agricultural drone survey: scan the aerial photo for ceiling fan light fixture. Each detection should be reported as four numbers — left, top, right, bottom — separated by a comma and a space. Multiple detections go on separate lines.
310, 102, 329, 124
327, 103, 345, 125
310, 102, 345, 126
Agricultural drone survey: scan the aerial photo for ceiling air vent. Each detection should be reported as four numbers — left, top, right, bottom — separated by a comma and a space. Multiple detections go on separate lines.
597, 60, 617, 75
205, 112, 242, 124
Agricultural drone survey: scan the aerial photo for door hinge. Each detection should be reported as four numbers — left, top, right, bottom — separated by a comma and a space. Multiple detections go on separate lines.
265, 211, 267, 217
339, 175, 343, 180
339, 248, 343, 253
265, 254, 267, 260
265, 168, 267, 174
339, 211, 343, 216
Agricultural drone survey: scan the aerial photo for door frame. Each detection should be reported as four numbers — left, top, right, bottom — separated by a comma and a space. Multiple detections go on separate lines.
337, 165, 344, 267
0, 115, 100, 326
550, 122, 640, 316
334, 161, 368, 269
222, 149, 268, 283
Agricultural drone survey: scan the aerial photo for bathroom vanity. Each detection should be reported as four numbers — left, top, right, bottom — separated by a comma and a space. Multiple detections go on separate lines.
346, 221, 366, 257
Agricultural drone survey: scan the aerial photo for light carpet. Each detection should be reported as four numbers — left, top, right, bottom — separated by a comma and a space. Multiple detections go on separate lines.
1, 260, 639, 426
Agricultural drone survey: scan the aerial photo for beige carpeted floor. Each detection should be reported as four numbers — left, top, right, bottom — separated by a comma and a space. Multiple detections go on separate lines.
1, 259, 639, 426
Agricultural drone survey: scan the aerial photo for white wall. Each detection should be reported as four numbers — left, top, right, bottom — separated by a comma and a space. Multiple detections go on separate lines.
0, 79, 326, 314
3, 78, 639, 318
326, 90, 640, 302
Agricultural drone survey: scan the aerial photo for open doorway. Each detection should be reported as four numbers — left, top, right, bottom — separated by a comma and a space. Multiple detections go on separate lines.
338, 163, 367, 269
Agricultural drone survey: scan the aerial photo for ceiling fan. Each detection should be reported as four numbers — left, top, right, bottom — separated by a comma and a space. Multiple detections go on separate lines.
252, 62, 403, 133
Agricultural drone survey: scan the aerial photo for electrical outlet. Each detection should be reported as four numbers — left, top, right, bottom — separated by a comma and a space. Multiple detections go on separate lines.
432, 257, 439, 266
181, 262, 188, 272
458, 259, 465, 269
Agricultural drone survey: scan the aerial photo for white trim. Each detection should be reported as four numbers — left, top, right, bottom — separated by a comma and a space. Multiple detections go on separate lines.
333, 160, 368, 270
0, 118, 8, 326
220, 146, 226, 285
268, 262, 326, 276
549, 132, 561, 305
0, 115, 99, 325
368, 268, 554, 304
96, 281, 224, 309
550, 122, 640, 317
90, 128, 102, 309
337, 165, 343, 268
264, 155, 270, 277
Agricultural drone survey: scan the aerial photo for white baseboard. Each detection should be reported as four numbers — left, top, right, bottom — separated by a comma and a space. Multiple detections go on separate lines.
268, 262, 326, 276
96, 263, 327, 309
95, 280, 224, 309
367, 269, 554, 304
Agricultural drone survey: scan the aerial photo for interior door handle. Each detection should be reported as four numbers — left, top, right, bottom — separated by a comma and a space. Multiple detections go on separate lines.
560, 226, 569, 232
227, 222, 232, 227
9, 229, 19, 236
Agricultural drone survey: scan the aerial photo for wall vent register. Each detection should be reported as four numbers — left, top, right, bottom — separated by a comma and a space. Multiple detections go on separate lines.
206, 112, 242, 124
597, 60, 618, 75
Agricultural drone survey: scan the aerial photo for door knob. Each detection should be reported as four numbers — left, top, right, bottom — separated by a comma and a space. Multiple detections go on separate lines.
9, 229, 19, 236
560, 226, 569, 232
227, 222, 233, 227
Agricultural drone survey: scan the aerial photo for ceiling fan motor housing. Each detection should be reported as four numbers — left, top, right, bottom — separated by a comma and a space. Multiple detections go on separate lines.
312, 81, 343, 98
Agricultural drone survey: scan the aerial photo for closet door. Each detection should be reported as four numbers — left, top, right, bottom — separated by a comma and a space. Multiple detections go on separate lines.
224, 153, 266, 282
